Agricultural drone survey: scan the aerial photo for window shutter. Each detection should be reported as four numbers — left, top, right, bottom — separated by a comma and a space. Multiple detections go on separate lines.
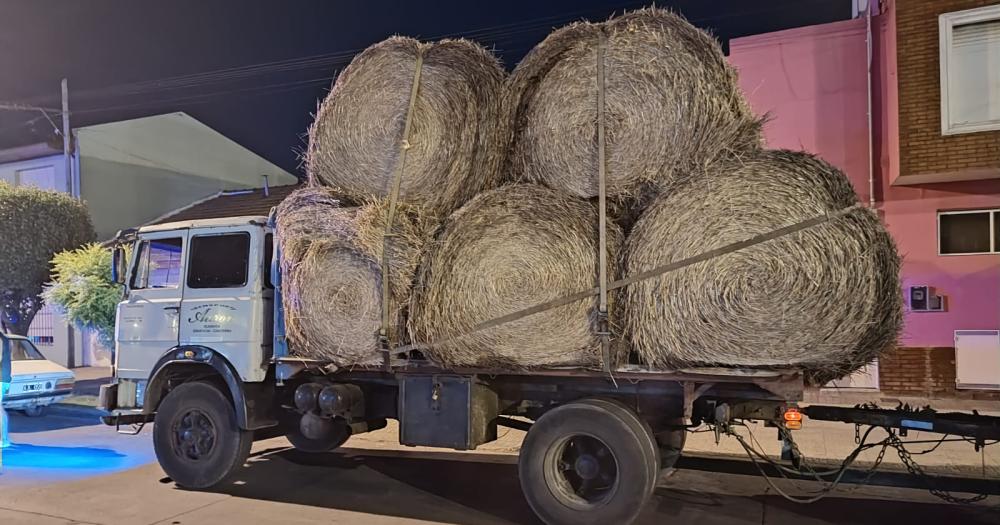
948, 19, 1000, 127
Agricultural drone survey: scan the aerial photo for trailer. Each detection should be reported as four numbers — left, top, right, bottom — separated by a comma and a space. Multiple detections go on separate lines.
95, 214, 999, 525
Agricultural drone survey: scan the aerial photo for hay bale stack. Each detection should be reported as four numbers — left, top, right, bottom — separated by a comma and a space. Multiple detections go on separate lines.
306, 36, 506, 214
276, 186, 432, 366
410, 184, 624, 369
624, 150, 902, 382
506, 8, 762, 200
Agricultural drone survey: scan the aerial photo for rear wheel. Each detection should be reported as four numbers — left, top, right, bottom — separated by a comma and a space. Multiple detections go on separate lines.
518, 398, 659, 525
153, 381, 252, 489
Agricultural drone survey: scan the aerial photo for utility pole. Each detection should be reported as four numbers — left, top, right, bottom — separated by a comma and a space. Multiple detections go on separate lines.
61, 79, 73, 197
61, 78, 76, 368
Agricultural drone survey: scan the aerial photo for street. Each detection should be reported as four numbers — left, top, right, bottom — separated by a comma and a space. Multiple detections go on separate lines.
1, 412, 997, 525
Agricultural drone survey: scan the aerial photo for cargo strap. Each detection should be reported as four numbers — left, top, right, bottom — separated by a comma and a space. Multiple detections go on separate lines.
396, 203, 864, 354
595, 31, 611, 375
381, 51, 424, 369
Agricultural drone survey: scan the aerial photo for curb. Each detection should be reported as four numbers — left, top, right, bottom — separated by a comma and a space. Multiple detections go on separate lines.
44, 403, 107, 420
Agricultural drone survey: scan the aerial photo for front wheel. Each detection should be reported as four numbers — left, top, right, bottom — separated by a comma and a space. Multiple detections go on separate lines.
518, 398, 660, 525
153, 381, 252, 489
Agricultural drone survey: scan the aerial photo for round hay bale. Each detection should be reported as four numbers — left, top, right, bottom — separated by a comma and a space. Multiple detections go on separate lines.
410, 184, 624, 369
506, 8, 763, 200
306, 36, 507, 214
623, 150, 901, 382
276, 186, 433, 366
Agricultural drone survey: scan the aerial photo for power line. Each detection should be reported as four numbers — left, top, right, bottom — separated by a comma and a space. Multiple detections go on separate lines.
32, 1, 651, 106
0, 102, 62, 135
9, 0, 830, 121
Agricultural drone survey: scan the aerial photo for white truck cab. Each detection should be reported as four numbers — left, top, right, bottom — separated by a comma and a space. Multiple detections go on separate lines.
109, 216, 274, 416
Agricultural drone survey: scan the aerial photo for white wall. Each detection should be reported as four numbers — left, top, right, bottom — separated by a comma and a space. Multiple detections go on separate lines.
80, 156, 229, 240
0, 154, 69, 193
26, 304, 84, 368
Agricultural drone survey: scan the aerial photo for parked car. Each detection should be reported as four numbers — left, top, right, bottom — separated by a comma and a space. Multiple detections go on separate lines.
1, 335, 75, 416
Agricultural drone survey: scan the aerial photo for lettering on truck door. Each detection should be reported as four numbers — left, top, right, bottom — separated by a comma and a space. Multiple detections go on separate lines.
179, 228, 266, 382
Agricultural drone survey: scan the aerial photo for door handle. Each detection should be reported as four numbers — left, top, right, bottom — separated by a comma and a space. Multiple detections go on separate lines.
163, 306, 180, 312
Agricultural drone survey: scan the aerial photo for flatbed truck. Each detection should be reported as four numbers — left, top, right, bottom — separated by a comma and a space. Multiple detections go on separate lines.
95, 214, 999, 525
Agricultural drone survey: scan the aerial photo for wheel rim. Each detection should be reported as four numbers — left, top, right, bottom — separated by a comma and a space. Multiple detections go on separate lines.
171, 409, 217, 461
544, 433, 619, 509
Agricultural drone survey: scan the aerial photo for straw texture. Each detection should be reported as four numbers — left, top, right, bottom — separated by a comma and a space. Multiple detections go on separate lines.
276, 186, 433, 366
506, 8, 763, 200
624, 150, 902, 382
410, 184, 624, 369
306, 36, 507, 214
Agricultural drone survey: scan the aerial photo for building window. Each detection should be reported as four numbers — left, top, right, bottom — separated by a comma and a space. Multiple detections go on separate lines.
938, 209, 999, 255
131, 238, 184, 289
187, 233, 250, 289
939, 5, 1000, 135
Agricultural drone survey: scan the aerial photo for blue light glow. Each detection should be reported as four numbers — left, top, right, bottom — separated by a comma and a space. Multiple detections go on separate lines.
0, 443, 128, 470
0, 381, 9, 449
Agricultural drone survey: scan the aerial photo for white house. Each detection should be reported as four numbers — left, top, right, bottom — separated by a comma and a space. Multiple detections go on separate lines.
0, 112, 296, 367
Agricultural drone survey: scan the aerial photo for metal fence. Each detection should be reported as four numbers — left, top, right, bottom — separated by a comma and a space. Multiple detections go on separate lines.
27, 304, 55, 346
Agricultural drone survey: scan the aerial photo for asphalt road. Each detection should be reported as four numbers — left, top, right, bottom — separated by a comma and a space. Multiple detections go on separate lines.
0, 413, 997, 525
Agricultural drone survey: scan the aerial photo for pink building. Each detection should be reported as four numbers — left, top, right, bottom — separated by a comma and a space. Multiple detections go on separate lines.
729, 0, 1000, 397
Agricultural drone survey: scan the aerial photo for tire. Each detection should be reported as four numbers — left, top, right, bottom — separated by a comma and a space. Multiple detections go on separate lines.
656, 420, 687, 471
285, 415, 351, 453
153, 381, 252, 489
22, 405, 44, 417
518, 399, 660, 525
575, 398, 660, 492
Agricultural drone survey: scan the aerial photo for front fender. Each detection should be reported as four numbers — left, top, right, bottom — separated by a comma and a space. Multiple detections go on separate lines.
144, 346, 276, 430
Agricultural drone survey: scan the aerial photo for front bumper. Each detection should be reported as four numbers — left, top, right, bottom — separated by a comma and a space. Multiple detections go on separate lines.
2, 389, 73, 409
99, 383, 154, 426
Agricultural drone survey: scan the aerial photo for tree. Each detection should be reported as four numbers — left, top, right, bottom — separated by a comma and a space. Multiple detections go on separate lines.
0, 182, 94, 335
43, 243, 122, 348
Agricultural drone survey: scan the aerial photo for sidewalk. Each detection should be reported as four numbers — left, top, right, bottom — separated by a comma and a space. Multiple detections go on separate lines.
46, 366, 111, 418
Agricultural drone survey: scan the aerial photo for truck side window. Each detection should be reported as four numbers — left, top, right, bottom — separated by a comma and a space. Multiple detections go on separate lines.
264, 233, 274, 289
131, 238, 183, 289
188, 232, 251, 289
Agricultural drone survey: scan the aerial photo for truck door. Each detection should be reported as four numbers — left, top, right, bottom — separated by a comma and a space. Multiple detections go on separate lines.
116, 231, 188, 379
179, 227, 266, 382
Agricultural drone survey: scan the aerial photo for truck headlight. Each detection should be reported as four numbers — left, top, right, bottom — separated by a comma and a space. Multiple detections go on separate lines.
116, 379, 148, 409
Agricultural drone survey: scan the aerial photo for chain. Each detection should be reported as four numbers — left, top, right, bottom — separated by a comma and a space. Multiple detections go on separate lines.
724, 422, 994, 505
888, 432, 990, 504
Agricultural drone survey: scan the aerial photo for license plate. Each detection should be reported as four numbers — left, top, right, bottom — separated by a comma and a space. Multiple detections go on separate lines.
19, 382, 48, 393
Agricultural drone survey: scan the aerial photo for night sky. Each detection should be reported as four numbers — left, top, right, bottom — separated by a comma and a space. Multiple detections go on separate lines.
0, 0, 851, 179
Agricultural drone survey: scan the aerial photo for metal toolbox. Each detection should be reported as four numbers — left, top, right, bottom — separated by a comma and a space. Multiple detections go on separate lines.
399, 375, 499, 450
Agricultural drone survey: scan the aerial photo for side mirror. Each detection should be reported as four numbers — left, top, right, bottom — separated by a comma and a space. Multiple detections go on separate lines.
112, 246, 127, 286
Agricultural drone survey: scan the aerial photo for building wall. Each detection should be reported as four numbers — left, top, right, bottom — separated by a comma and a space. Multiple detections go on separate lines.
895, 0, 1000, 181
0, 154, 69, 193
880, 346, 1000, 399
881, 185, 1000, 348
728, 18, 873, 202
877, 0, 1000, 349
80, 157, 227, 240
729, 3, 1000, 395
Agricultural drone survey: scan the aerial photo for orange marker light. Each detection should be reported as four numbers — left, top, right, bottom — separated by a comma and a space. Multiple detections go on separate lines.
783, 407, 803, 430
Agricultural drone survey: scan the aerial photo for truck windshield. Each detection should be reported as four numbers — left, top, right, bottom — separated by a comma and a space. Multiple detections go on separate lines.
10, 339, 45, 361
